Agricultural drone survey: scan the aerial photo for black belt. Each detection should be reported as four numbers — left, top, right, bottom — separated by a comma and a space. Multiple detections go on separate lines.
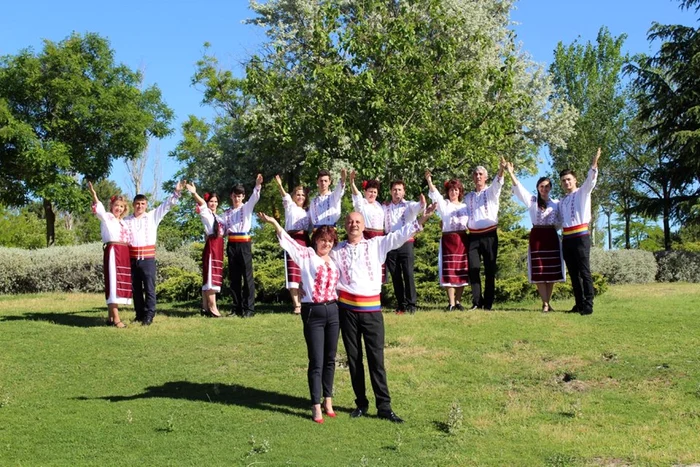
301, 300, 337, 307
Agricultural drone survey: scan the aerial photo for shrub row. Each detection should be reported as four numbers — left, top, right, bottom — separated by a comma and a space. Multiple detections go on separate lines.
590, 248, 657, 284
0, 243, 198, 296
655, 250, 700, 282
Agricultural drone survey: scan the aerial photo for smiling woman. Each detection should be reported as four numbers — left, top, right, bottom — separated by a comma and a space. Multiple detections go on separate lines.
257, 211, 340, 424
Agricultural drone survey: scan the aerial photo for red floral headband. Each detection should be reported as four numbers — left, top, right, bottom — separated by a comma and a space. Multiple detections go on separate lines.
361, 181, 368, 189
110, 195, 117, 203
203, 192, 211, 201
443, 181, 450, 188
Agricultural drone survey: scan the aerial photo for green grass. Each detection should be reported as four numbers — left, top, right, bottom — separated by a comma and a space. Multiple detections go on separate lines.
1, 284, 699, 466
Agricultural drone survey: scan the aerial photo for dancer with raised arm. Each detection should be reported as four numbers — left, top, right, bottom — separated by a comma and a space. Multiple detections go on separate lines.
88, 182, 132, 328
559, 148, 601, 316
506, 162, 565, 312
349, 171, 387, 284
384, 180, 424, 314
185, 182, 225, 317
273, 175, 311, 314
124, 181, 183, 325
258, 212, 340, 424
308, 169, 346, 230
221, 174, 263, 318
331, 198, 437, 424
464, 160, 506, 310
426, 170, 469, 311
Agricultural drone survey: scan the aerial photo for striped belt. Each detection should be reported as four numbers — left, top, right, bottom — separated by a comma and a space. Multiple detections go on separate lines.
468, 224, 497, 235
338, 291, 381, 312
129, 245, 156, 259
563, 223, 589, 238
302, 300, 337, 307
227, 232, 251, 243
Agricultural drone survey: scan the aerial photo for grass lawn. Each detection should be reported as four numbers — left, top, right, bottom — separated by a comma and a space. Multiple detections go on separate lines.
1, 283, 699, 466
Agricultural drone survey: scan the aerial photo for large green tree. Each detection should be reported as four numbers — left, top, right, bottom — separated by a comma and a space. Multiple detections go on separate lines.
548, 27, 630, 247
0, 32, 173, 246
173, 0, 575, 202
625, 0, 700, 250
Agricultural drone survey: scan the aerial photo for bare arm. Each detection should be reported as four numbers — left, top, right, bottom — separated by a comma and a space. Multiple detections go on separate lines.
87, 181, 99, 204
185, 182, 205, 206
425, 169, 437, 192
273, 175, 288, 198
592, 147, 601, 169
349, 170, 360, 196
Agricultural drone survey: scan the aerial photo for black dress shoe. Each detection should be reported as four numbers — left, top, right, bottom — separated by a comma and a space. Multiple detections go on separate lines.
445, 305, 455, 312
469, 304, 480, 311
455, 303, 464, 311
141, 319, 152, 326
564, 306, 579, 314
350, 406, 369, 418
377, 410, 404, 424
406, 306, 417, 314
579, 309, 593, 316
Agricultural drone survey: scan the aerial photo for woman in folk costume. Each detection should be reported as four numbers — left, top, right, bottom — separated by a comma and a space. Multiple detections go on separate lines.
349, 171, 387, 283
273, 175, 311, 314
425, 170, 470, 311
88, 181, 132, 328
506, 162, 565, 312
186, 182, 225, 318
258, 212, 340, 424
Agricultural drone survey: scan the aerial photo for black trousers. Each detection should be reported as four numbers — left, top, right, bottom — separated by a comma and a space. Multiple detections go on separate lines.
339, 307, 391, 411
467, 230, 498, 309
301, 302, 340, 405
385, 242, 417, 311
562, 235, 594, 313
227, 241, 255, 316
131, 258, 157, 322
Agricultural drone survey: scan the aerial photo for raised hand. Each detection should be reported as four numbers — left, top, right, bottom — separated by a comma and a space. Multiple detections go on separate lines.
185, 182, 197, 194
592, 147, 601, 169
256, 173, 264, 186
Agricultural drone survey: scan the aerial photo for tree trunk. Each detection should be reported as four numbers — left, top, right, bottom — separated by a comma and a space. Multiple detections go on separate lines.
663, 187, 671, 251
43, 198, 56, 247
624, 211, 631, 250
606, 211, 612, 250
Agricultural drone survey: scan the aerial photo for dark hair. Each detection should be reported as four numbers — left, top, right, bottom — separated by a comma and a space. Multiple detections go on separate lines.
390, 180, 405, 190
230, 184, 245, 196
443, 179, 464, 201
317, 169, 331, 180
363, 180, 380, 191
133, 194, 148, 203
204, 192, 220, 203
292, 185, 309, 209
559, 169, 575, 178
535, 177, 551, 210
311, 225, 338, 249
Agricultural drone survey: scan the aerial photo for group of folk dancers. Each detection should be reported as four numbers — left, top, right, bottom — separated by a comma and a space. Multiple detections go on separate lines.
90, 148, 600, 423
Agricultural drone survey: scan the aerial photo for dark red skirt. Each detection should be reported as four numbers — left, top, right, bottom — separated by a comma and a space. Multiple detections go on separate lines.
439, 231, 469, 286
529, 226, 565, 283
103, 242, 132, 305
363, 229, 387, 283
203, 235, 224, 291
285, 230, 310, 288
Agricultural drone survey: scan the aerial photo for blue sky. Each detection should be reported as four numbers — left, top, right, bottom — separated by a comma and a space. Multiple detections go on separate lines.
1, 0, 695, 196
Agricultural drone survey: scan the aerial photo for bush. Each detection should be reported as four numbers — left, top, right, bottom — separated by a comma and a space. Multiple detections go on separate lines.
155, 267, 201, 302
655, 250, 700, 282
0, 243, 198, 295
590, 248, 657, 284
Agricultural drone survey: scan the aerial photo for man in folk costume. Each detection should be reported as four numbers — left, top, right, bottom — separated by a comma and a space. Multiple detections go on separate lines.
464, 158, 506, 310
330, 198, 436, 424
124, 181, 184, 325
559, 148, 601, 316
308, 168, 346, 230
383, 180, 424, 314
221, 174, 263, 318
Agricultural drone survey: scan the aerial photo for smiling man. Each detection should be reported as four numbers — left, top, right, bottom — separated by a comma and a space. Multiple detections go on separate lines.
330, 198, 436, 424
559, 148, 601, 316
124, 181, 184, 325
308, 169, 346, 231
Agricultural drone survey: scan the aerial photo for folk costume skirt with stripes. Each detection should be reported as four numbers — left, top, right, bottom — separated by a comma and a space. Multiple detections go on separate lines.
528, 225, 565, 283
363, 228, 387, 283
439, 231, 469, 287
103, 242, 132, 305
202, 235, 224, 292
284, 230, 310, 288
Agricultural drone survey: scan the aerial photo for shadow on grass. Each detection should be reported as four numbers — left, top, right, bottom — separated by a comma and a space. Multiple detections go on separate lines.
79, 380, 314, 420
0, 311, 108, 328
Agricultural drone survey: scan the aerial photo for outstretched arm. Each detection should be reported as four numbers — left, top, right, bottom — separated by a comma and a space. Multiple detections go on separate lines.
255, 173, 264, 189
87, 181, 99, 204
506, 161, 518, 185
274, 175, 287, 198
185, 182, 205, 206
498, 157, 506, 179
417, 198, 437, 226
349, 170, 360, 196
425, 170, 437, 192
592, 147, 601, 169
257, 212, 284, 235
